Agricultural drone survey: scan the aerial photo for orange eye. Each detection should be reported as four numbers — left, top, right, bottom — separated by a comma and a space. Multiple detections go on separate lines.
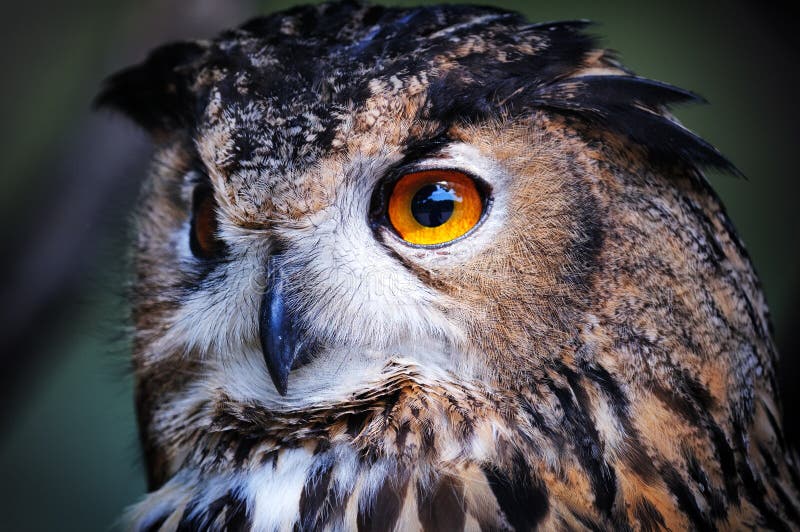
190, 185, 224, 259
387, 170, 484, 246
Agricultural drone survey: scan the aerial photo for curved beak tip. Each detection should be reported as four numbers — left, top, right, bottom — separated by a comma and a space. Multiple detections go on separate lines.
269, 369, 289, 397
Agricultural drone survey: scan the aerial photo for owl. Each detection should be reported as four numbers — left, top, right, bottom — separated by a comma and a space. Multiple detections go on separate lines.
97, 1, 799, 530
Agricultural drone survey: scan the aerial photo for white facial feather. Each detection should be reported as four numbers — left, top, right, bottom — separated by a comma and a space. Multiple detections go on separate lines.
147, 146, 509, 410
248, 448, 314, 532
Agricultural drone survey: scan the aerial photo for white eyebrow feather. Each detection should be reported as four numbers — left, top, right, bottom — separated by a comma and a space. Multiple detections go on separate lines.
427, 14, 512, 40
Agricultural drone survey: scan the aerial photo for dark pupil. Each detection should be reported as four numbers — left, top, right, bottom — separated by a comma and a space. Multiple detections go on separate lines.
411, 183, 456, 227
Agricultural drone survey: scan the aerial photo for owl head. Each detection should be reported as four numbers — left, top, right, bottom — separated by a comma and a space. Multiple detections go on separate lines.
97, 3, 796, 529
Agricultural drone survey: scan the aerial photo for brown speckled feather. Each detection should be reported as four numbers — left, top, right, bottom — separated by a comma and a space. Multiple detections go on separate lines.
98, 2, 799, 530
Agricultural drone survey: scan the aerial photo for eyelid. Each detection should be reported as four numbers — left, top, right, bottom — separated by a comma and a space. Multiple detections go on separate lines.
378, 165, 491, 206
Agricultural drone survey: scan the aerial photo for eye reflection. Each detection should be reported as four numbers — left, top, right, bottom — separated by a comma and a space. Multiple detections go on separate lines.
410, 183, 460, 227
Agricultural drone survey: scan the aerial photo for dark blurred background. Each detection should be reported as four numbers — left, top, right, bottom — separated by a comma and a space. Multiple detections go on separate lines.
0, 1, 797, 530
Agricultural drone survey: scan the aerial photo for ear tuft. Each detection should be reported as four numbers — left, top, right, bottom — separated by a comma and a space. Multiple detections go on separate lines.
94, 41, 207, 135
531, 75, 741, 176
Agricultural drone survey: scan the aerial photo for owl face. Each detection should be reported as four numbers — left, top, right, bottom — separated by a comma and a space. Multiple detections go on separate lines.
101, 3, 735, 410
136, 115, 603, 409
100, 4, 800, 530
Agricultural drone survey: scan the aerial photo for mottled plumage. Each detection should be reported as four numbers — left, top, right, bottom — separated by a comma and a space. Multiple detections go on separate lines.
98, 2, 799, 530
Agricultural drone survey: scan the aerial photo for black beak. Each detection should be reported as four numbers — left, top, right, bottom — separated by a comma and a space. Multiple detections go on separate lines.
259, 254, 313, 396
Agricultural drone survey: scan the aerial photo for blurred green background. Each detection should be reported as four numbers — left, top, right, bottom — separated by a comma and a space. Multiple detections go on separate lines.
0, 1, 797, 530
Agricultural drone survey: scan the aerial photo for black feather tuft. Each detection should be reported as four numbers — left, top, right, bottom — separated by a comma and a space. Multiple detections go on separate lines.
482, 451, 550, 529
94, 41, 207, 134
528, 75, 741, 176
